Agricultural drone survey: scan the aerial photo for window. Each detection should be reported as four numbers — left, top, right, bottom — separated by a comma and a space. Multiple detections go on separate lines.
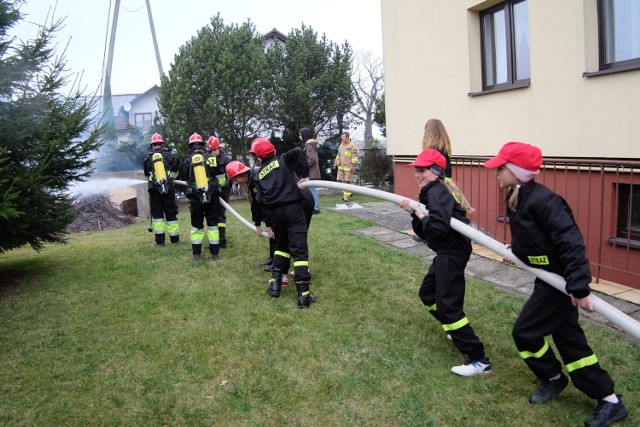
480, 0, 530, 91
135, 113, 152, 130
610, 183, 640, 248
598, 0, 640, 71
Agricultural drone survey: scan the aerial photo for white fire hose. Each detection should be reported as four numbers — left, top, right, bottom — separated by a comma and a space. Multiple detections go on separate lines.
219, 198, 269, 238
298, 180, 640, 341
175, 177, 640, 339
174, 179, 269, 238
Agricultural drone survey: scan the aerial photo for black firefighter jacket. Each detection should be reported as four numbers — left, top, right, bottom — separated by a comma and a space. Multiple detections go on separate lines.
507, 180, 592, 298
411, 179, 472, 257
252, 147, 310, 225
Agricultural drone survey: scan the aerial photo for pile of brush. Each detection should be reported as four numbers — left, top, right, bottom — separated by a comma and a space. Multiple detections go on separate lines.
67, 194, 135, 233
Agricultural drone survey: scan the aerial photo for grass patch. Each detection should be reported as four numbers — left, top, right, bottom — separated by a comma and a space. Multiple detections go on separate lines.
0, 195, 638, 426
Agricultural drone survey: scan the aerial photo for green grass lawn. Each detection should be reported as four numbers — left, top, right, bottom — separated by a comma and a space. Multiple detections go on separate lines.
0, 195, 638, 426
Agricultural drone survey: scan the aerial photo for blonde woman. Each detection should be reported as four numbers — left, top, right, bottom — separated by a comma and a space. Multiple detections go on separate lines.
422, 118, 453, 178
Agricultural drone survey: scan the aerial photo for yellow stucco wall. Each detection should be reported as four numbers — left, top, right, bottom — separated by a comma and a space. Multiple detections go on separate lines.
381, 0, 640, 159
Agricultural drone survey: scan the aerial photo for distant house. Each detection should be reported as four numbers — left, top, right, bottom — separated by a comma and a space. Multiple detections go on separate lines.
122, 85, 160, 137
263, 28, 287, 51
85, 85, 160, 142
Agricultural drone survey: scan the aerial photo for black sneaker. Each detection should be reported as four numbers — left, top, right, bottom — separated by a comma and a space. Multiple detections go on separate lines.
263, 265, 272, 272
260, 258, 273, 266
211, 254, 219, 261
584, 397, 629, 427
313, 209, 321, 215
411, 235, 424, 243
192, 253, 201, 261
529, 374, 569, 404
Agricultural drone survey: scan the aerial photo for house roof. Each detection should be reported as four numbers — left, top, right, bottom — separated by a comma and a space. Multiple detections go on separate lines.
264, 28, 287, 43
130, 85, 159, 107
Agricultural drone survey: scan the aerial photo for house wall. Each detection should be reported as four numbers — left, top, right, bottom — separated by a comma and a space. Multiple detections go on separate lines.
381, 0, 640, 159
128, 89, 160, 127
381, 0, 640, 287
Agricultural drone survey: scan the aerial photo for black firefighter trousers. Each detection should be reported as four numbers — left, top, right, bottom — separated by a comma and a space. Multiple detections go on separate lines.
512, 279, 615, 400
419, 252, 486, 361
269, 201, 311, 288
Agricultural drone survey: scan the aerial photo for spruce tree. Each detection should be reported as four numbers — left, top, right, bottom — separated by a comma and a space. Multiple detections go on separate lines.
0, 0, 101, 252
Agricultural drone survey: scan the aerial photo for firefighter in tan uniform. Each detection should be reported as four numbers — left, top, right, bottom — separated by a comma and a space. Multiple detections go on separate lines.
334, 132, 359, 201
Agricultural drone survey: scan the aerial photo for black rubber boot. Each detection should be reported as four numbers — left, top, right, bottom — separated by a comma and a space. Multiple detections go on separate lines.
209, 244, 220, 260
219, 227, 227, 249
192, 243, 202, 260
267, 273, 282, 298
155, 233, 166, 246
170, 235, 180, 244
296, 282, 316, 309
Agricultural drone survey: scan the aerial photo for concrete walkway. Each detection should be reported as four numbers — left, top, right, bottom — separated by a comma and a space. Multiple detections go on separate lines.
333, 200, 640, 344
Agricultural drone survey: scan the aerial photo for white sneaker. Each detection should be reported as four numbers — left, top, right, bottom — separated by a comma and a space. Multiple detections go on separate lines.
451, 358, 491, 377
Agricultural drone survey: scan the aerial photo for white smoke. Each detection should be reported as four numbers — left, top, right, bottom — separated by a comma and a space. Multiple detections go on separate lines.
69, 178, 146, 198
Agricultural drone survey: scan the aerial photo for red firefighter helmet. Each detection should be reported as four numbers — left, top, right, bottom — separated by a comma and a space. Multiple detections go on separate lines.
188, 133, 203, 144
206, 136, 221, 151
250, 138, 276, 159
225, 161, 250, 180
150, 133, 164, 145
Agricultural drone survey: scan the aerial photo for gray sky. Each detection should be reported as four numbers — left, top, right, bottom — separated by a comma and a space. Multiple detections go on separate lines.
14, 0, 383, 95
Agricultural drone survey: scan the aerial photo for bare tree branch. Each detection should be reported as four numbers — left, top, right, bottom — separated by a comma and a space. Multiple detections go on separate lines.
350, 50, 384, 148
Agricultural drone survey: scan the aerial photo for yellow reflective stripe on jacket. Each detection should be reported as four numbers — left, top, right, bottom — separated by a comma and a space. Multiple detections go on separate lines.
442, 317, 469, 332
274, 250, 291, 259
259, 160, 279, 179
518, 338, 550, 359
425, 303, 437, 312
528, 255, 550, 265
565, 354, 598, 373
293, 260, 309, 268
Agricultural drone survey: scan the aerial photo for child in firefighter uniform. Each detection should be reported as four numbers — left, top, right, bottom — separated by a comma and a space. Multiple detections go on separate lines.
205, 136, 232, 248
182, 133, 222, 261
249, 138, 316, 309
142, 133, 180, 246
226, 160, 315, 274
334, 131, 359, 201
400, 149, 490, 377
484, 142, 628, 427
226, 161, 277, 272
